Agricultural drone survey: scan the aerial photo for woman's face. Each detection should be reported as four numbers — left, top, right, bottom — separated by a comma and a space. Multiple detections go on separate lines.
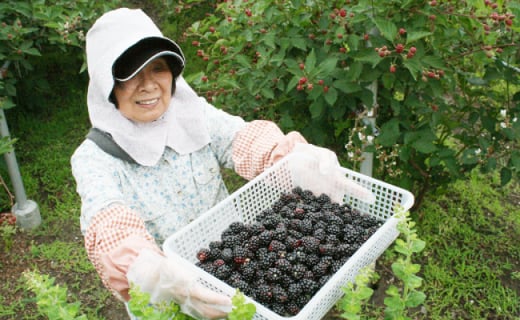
113, 57, 173, 123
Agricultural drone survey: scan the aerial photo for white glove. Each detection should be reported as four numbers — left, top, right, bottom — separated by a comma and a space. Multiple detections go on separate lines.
288, 143, 376, 204
127, 249, 232, 319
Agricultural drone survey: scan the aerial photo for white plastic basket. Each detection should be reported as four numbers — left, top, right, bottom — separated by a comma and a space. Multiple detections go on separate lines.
163, 153, 414, 320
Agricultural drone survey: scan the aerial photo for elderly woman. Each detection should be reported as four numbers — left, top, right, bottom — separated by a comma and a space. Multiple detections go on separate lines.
71, 7, 370, 319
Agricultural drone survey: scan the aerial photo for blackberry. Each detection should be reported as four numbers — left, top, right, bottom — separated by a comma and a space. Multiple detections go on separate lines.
325, 234, 340, 245
319, 243, 337, 256
301, 236, 320, 253
299, 219, 314, 235
262, 214, 281, 229
275, 258, 292, 273
233, 246, 250, 265
197, 261, 216, 274
214, 264, 232, 280
301, 189, 315, 203
209, 240, 223, 250
286, 236, 302, 250
271, 303, 287, 316
272, 225, 287, 241
258, 230, 273, 246
312, 260, 330, 277
331, 259, 346, 273
255, 284, 273, 303
343, 224, 363, 244
208, 248, 222, 261
239, 261, 258, 282
291, 263, 308, 280
279, 206, 295, 219
286, 302, 301, 316
246, 235, 261, 251
229, 221, 247, 234
196, 248, 211, 262
300, 278, 318, 294
304, 253, 321, 267
293, 206, 306, 218
313, 228, 327, 241
221, 234, 241, 248
266, 267, 283, 284
221, 247, 233, 263
287, 282, 303, 297
326, 223, 342, 236
272, 285, 289, 303
291, 186, 304, 196
335, 243, 354, 258
247, 222, 265, 235
268, 240, 287, 252
316, 193, 331, 204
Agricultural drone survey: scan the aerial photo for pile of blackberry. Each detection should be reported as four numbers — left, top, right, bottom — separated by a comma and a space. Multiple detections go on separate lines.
195, 187, 383, 317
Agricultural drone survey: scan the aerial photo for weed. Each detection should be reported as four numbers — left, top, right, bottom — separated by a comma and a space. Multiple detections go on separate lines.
0, 223, 17, 252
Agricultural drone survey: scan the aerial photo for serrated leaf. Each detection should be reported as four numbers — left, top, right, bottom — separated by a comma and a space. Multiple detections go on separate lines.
403, 58, 423, 80
305, 49, 317, 70
316, 57, 338, 77
406, 31, 432, 43
374, 18, 398, 42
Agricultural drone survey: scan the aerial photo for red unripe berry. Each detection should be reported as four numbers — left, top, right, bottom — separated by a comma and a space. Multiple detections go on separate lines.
299, 63, 305, 70
429, 0, 437, 6
427, 71, 436, 78
297, 84, 304, 91
318, 79, 324, 85
197, 49, 204, 57
431, 104, 439, 112
192, 41, 200, 46
429, 14, 436, 21
399, 28, 407, 35
209, 26, 216, 33
390, 65, 396, 73
323, 86, 329, 93
395, 43, 405, 53
339, 8, 347, 17
245, 9, 252, 17
308, 33, 316, 40
202, 75, 208, 82
379, 51, 386, 58
505, 19, 513, 26
363, 34, 369, 41
409, 46, 417, 54
337, 33, 343, 39
339, 47, 346, 53
307, 83, 314, 90
298, 77, 307, 85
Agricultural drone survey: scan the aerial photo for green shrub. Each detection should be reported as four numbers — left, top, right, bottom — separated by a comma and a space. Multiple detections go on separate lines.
183, 0, 519, 207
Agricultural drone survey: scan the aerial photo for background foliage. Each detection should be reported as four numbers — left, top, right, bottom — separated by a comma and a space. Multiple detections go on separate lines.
183, 0, 520, 207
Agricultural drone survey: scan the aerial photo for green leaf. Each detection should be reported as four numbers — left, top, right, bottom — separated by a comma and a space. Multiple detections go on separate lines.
374, 18, 398, 42
324, 87, 338, 106
310, 100, 325, 118
305, 49, 317, 71
403, 58, 423, 80
316, 57, 338, 77
406, 31, 432, 44
333, 79, 361, 94
377, 118, 400, 146
500, 167, 512, 186
406, 291, 426, 307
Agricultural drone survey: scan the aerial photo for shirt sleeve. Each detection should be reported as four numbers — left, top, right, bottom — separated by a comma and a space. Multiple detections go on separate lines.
203, 104, 247, 168
84, 204, 162, 301
71, 140, 126, 233
232, 120, 307, 180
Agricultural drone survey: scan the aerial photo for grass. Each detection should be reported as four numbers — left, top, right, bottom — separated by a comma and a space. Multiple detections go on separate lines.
415, 171, 520, 319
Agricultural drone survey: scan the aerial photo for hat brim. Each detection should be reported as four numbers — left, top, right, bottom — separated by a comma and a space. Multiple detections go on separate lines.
113, 37, 185, 82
